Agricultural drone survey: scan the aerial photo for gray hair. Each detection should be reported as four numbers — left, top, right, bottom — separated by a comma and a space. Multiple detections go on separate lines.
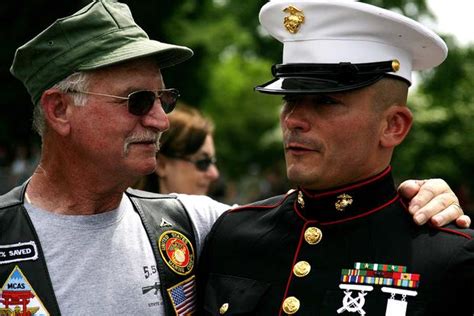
33, 71, 90, 137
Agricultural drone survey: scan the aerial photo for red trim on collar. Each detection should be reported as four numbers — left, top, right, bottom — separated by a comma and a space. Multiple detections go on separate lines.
293, 193, 401, 225
300, 166, 392, 198
319, 194, 400, 226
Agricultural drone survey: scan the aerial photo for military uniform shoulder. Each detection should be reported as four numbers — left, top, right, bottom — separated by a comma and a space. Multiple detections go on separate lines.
433, 224, 474, 240
125, 188, 177, 200
230, 190, 296, 212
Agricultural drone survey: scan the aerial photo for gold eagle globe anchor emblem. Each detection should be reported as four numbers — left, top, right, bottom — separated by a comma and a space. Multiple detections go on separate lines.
335, 194, 353, 211
283, 5, 305, 34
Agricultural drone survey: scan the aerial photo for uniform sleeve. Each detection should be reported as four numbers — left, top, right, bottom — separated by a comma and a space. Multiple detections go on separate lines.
174, 194, 231, 257
433, 234, 474, 314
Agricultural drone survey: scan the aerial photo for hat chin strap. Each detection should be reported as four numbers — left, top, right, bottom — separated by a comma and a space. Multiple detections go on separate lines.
254, 60, 410, 95
282, 39, 412, 84
272, 60, 399, 78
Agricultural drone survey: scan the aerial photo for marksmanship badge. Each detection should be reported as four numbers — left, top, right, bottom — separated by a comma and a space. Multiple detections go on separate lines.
338, 284, 373, 315
339, 262, 420, 316
158, 230, 195, 276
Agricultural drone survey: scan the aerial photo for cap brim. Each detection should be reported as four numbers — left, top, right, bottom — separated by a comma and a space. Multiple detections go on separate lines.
255, 75, 385, 95
77, 39, 193, 71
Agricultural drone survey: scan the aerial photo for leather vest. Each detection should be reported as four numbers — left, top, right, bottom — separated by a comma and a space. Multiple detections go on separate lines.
0, 183, 197, 315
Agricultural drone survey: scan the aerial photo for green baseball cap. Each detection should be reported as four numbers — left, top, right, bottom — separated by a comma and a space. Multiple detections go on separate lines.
10, 0, 193, 105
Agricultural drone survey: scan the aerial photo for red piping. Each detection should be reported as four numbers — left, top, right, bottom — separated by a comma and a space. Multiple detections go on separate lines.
320, 195, 400, 226
301, 166, 391, 198
293, 194, 400, 225
279, 222, 310, 316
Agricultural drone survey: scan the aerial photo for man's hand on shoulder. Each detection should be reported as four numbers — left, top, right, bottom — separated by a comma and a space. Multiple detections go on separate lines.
398, 178, 471, 228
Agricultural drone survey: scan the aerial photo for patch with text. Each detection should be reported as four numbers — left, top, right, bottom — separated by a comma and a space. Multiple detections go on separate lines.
0, 265, 49, 315
158, 230, 194, 276
0, 241, 38, 265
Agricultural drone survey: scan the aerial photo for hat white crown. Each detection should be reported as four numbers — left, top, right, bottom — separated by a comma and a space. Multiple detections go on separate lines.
259, 0, 447, 84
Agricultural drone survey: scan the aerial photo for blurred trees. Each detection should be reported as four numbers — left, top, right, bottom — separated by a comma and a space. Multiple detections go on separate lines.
1, 0, 473, 206
393, 38, 474, 209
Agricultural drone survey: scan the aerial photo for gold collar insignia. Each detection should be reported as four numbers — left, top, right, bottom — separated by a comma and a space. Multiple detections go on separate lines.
335, 193, 353, 211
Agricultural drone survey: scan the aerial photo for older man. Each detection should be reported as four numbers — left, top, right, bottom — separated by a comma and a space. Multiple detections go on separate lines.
1, 0, 469, 315
2, 1, 229, 314
199, 1, 474, 315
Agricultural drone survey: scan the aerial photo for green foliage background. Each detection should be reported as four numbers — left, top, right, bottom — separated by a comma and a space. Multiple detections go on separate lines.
1, 0, 472, 208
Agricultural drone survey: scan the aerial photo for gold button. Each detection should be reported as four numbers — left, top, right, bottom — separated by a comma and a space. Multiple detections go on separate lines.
392, 59, 401, 72
293, 261, 311, 277
282, 296, 300, 314
219, 303, 229, 314
304, 227, 322, 245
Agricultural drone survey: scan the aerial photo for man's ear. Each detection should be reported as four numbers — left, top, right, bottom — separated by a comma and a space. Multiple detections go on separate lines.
40, 89, 72, 136
380, 105, 413, 148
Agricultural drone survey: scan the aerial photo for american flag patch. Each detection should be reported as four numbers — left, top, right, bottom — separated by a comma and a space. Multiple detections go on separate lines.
167, 275, 196, 315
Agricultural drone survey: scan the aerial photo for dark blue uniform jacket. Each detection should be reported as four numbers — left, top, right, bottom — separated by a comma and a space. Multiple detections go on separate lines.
199, 168, 474, 315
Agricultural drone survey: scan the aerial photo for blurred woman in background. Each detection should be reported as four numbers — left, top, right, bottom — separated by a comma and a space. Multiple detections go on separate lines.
138, 104, 220, 195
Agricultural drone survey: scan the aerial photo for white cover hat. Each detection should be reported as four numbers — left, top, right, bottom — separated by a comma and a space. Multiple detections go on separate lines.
255, 0, 448, 94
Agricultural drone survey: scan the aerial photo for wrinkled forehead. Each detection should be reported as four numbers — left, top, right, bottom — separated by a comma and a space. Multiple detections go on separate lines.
85, 58, 164, 89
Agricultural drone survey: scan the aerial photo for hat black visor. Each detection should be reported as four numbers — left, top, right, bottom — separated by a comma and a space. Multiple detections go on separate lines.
255, 74, 386, 95
255, 61, 409, 94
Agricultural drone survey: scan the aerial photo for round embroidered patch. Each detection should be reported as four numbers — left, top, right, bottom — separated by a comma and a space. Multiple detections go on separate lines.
158, 230, 195, 275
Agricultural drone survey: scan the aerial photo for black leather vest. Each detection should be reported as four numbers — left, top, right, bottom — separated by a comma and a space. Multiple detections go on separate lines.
0, 183, 197, 315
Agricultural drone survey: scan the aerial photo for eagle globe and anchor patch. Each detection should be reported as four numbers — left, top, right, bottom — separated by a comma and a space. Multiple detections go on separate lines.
0, 265, 49, 315
158, 230, 195, 276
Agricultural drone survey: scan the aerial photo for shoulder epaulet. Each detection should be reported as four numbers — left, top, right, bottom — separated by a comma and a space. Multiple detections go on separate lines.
231, 190, 296, 212
433, 224, 474, 240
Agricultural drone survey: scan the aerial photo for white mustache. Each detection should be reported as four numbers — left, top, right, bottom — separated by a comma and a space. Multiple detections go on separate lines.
123, 130, 161, 154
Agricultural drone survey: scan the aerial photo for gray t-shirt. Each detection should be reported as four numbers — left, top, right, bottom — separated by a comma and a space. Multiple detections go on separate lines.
25, 193, 228, 315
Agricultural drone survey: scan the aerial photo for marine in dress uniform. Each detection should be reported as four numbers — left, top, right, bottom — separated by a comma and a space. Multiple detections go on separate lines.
198, 1, 474, 315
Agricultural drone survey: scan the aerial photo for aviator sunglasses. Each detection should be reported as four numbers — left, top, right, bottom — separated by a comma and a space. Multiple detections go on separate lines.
169, 156, 217, 172
67, 88, 180, 115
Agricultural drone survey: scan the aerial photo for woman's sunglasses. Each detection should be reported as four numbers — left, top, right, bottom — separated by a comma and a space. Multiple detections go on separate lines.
67, 88, 180, 115
171, 156, 217, 172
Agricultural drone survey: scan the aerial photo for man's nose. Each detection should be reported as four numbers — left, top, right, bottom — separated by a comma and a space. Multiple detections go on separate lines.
141, 100, 170, 132
281, 104, 311, 132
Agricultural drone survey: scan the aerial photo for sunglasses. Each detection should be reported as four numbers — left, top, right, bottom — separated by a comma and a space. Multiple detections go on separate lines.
171, 156, 217, 172
67, 88, 180, 115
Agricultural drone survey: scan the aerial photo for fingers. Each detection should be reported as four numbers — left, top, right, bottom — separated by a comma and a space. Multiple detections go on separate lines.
399, 178, 468, 226
455, 215, 472, 228
428, 200, 464, 227
398, 179, 426, 202
400, 179, 448, 216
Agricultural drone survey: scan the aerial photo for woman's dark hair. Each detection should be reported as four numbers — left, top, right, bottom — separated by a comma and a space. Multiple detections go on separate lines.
138, 104, 214, 193
159, 104, 214, 158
